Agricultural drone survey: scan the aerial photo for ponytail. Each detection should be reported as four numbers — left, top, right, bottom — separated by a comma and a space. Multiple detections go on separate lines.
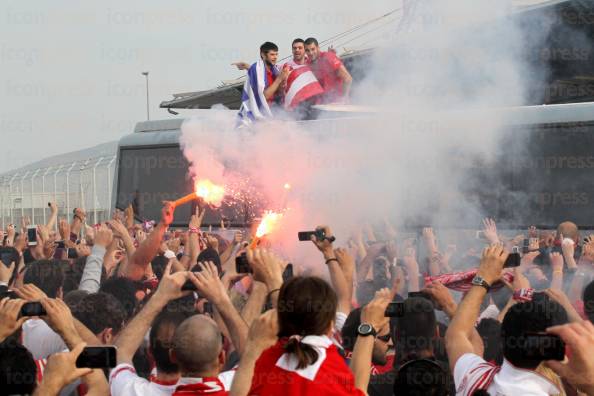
284, 337, 319, 369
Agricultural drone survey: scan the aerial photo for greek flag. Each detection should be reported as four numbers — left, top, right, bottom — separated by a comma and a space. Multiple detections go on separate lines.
236, 59, 278, 128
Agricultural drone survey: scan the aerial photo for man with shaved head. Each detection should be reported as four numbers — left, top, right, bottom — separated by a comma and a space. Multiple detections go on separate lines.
170, 315, 234, 394
110, 261, 247, 396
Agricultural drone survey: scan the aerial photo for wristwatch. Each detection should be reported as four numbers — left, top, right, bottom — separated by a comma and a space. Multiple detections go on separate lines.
471, 275, 491, 291
357, 323, 377, 337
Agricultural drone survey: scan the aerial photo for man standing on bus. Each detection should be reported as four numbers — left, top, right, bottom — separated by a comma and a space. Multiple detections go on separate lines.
235, 42, 289, 126
304, 37, 353, 103
286, 38, 307, 67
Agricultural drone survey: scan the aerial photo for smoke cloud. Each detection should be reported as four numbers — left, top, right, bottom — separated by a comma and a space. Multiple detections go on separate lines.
180, 0, 551, 260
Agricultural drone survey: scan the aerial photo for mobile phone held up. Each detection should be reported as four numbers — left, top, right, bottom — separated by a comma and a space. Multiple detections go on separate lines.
20, 302, 46, 317
27, 226, 37, 246
298, 228, 336, 243
235, 252, 251, 274
75, 346, 117, 368
504, 246, 521, 268
384, 302, 405, 317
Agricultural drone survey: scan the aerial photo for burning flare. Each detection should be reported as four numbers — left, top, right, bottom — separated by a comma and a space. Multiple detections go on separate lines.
171, 179, 225, 208
194, 179, 225, 207
255, 211, 283, 238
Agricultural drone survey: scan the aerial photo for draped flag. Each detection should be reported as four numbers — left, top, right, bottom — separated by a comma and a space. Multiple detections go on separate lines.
236, 59, 278, 128
236, 59, 324, 127
283, 64, 324, 110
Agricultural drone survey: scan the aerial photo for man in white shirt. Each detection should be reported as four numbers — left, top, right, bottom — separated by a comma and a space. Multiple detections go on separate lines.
110, 261, 246, 396
445, 245, 568, 396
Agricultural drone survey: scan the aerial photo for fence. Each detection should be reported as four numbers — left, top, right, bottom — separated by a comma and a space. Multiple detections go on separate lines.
0, 155, 117, 229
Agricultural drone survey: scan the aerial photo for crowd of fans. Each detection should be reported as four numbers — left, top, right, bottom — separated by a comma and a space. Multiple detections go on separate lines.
1, 200, 594, 395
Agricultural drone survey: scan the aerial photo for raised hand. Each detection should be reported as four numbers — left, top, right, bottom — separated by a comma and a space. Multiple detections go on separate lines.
38, 343, 93, 393
0, 261, 15, 284
16, 284, 48, 301
482, 218, 500, 244
310, 225, 335, 258
153, 260, 190, 303
477, 244, 509, 285
247, 248, 283, 290
160, 201, 175, 226
93, 225, 113, 248
550, 252, 564, 272
58, 218, 70, 241
188, 261, 229, 306
546, 321, 594, 394
247, 309, 279, 352
39, 298, 78, 341
0, 298, 28, 341
424, 281, 457, 316
360, 288, 391, 332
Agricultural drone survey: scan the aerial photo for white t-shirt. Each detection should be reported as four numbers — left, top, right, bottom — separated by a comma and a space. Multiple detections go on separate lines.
454, 353, 560, 396
21, 318, 67, 360
109, 363, 235, 396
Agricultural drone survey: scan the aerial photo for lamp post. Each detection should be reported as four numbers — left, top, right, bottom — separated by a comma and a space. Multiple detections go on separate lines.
142, 71, 150, 120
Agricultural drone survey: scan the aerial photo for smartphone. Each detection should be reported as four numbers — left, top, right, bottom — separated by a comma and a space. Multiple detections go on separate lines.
235, 252, 251, 274
523, 333, 565, 361
0, 290, 18, 300
27, 226, 37, 246
504, 250, 521, 268
282, 263, 294, 282
56, 241, 66, 249
75, 346, 117, 368
0, 247, 19, 267
20, 302, 46, 317
384, 302, 405, 317
475, 231, 485, 239
522, 238, 530, 254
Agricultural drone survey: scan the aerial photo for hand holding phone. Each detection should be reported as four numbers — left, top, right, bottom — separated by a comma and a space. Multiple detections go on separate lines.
27, 226, 38, 247
20, 302, 46, 317
75, 346, 117, 368
384, 302, 405, 317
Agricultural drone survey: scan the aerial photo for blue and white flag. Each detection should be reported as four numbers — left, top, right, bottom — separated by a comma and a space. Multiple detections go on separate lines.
236, 59, 279, 128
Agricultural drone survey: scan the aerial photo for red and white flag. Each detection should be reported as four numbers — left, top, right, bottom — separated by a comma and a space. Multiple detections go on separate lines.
283, 64, 324, 110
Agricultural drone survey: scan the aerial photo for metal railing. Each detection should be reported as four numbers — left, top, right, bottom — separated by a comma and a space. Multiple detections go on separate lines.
0, 155, 117, 229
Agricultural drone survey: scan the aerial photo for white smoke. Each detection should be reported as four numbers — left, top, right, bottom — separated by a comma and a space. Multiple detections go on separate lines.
180, 0, 551, 260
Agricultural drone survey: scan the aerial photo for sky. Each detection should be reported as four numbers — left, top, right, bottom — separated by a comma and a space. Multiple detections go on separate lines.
0, 0, 393, 173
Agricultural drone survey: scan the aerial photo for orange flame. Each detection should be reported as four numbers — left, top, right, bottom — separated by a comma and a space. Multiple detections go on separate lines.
255, 211, 283, 238
194, 179, 225, 207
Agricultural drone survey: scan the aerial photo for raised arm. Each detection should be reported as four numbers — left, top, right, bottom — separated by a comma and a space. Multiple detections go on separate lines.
189, 261, 249, 356
310, 226, 351, 314
263, 66, 289, 100
229, 309, 278, 396
78, 225, 113, 293
114, 261, 189, 364
445, 245, 507, 369
247, 248, 284, 309
337, 65, 352, 98
46, 202, 58, 231
124, 202, 174, 280
351, 288, 391, 393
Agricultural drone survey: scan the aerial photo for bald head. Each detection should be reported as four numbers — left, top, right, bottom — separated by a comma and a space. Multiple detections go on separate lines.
172, 315, 223, 375
557, 221, 579, 242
